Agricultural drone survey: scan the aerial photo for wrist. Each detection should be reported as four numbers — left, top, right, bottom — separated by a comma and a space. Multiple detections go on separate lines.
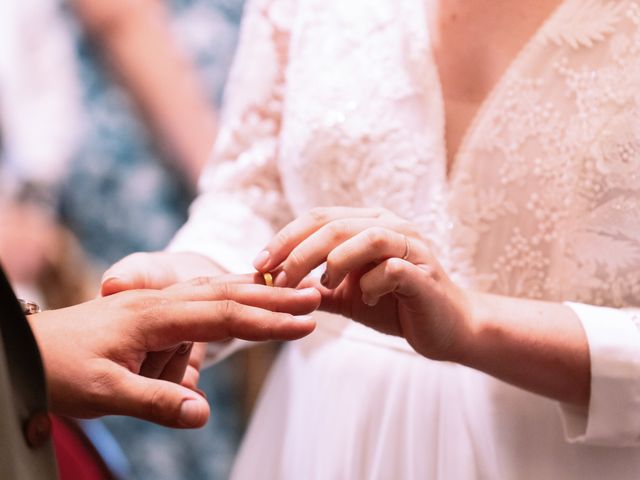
450, 290, 494, 367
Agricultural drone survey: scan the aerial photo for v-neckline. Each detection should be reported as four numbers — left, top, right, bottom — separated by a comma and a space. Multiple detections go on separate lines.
426, 0, 571, 182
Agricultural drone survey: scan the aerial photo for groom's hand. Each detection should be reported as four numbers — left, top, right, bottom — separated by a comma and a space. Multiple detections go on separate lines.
101, 251, 225, 391
30, 276, 320, 428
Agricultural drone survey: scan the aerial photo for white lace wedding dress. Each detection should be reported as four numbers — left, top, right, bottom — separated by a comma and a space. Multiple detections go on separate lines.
170, 0, 640, 477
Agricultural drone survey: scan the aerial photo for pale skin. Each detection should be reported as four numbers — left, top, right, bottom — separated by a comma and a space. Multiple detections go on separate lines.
427, 0, 563, 171
29, 274, 319, 428
103, 0, 590, 407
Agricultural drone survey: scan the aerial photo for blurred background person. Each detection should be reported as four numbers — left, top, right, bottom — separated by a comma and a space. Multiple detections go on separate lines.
0, 0, 124, 477
0, 0, 254, 478
0, 0, 91, 309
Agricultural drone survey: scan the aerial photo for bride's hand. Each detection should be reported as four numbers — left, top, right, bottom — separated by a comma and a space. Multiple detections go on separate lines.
253, 207, 475, 361
101, 251, 224, 296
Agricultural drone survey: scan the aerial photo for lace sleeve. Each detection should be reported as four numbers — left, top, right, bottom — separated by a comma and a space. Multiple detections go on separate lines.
168, 0, 295, 273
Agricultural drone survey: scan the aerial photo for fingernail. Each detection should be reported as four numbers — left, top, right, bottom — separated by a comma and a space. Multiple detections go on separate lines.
320, 271, 328, 287
101, 276, 127, 294
176, 342, 193, 355
274, 271, 288, 288
362, 294, 378, 307
293, 314, 314, 323
179, 399, 203, 427
101, 275, 123, 286
253, 250, 271, 271
196, 389, 208, 400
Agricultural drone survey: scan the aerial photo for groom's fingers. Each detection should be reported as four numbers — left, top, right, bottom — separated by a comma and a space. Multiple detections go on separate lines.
188, 343, 208, 373
139, 349, 178, 379
163, 277, 321, 315
159, 342, 194, 384
108, 368, 210, 428
139, 297, 316, 350
178, 343, 207, 390
181, 365, 201, 391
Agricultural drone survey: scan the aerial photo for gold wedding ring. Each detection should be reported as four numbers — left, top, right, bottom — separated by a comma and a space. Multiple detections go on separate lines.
263, 272, 274, 287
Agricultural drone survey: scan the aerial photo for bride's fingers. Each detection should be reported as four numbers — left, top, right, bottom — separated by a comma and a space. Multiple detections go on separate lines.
323, 228, 432, 289
253, 207, 391, 273
102, 252, 218, 296
273, 217, 414, 288
102, 252, 180, 296
359, 258, 433, 307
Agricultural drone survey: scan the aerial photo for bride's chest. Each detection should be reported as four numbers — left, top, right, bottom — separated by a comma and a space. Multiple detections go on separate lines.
426, 0, 564, 168
276, 0, 640, 244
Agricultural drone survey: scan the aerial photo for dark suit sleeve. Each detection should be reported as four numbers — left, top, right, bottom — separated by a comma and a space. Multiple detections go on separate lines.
0, 265, 49, 414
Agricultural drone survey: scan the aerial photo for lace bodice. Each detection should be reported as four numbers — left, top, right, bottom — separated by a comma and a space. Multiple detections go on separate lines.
450, 0, 640, 308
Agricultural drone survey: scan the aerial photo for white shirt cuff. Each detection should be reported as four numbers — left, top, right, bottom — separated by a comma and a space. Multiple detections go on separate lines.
559, 302, 640, 446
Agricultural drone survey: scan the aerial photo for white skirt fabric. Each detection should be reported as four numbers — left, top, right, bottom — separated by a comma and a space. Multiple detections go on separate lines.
230, 312, 640, 480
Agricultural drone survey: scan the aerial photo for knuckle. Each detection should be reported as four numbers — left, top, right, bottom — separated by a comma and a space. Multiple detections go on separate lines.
308, 207, 329, 223
326, 250, 347, 279
123, 292, 171, 330
84, 366, 119, 414
287, 249, 306, 269
118, 290, 166, 313
190, 276, 215, 287
185, 277, 212, 296
272, 230, 292, 251
326, 220, 349, 242
218, 299, 240, 321
421, 263, 442, 282
217, 281, 233, 300
365, 227, 390, 249
419, 263, 436, 280
191, 277, 234, 300
325, 250, 341, 271
385, 257, 406, 279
